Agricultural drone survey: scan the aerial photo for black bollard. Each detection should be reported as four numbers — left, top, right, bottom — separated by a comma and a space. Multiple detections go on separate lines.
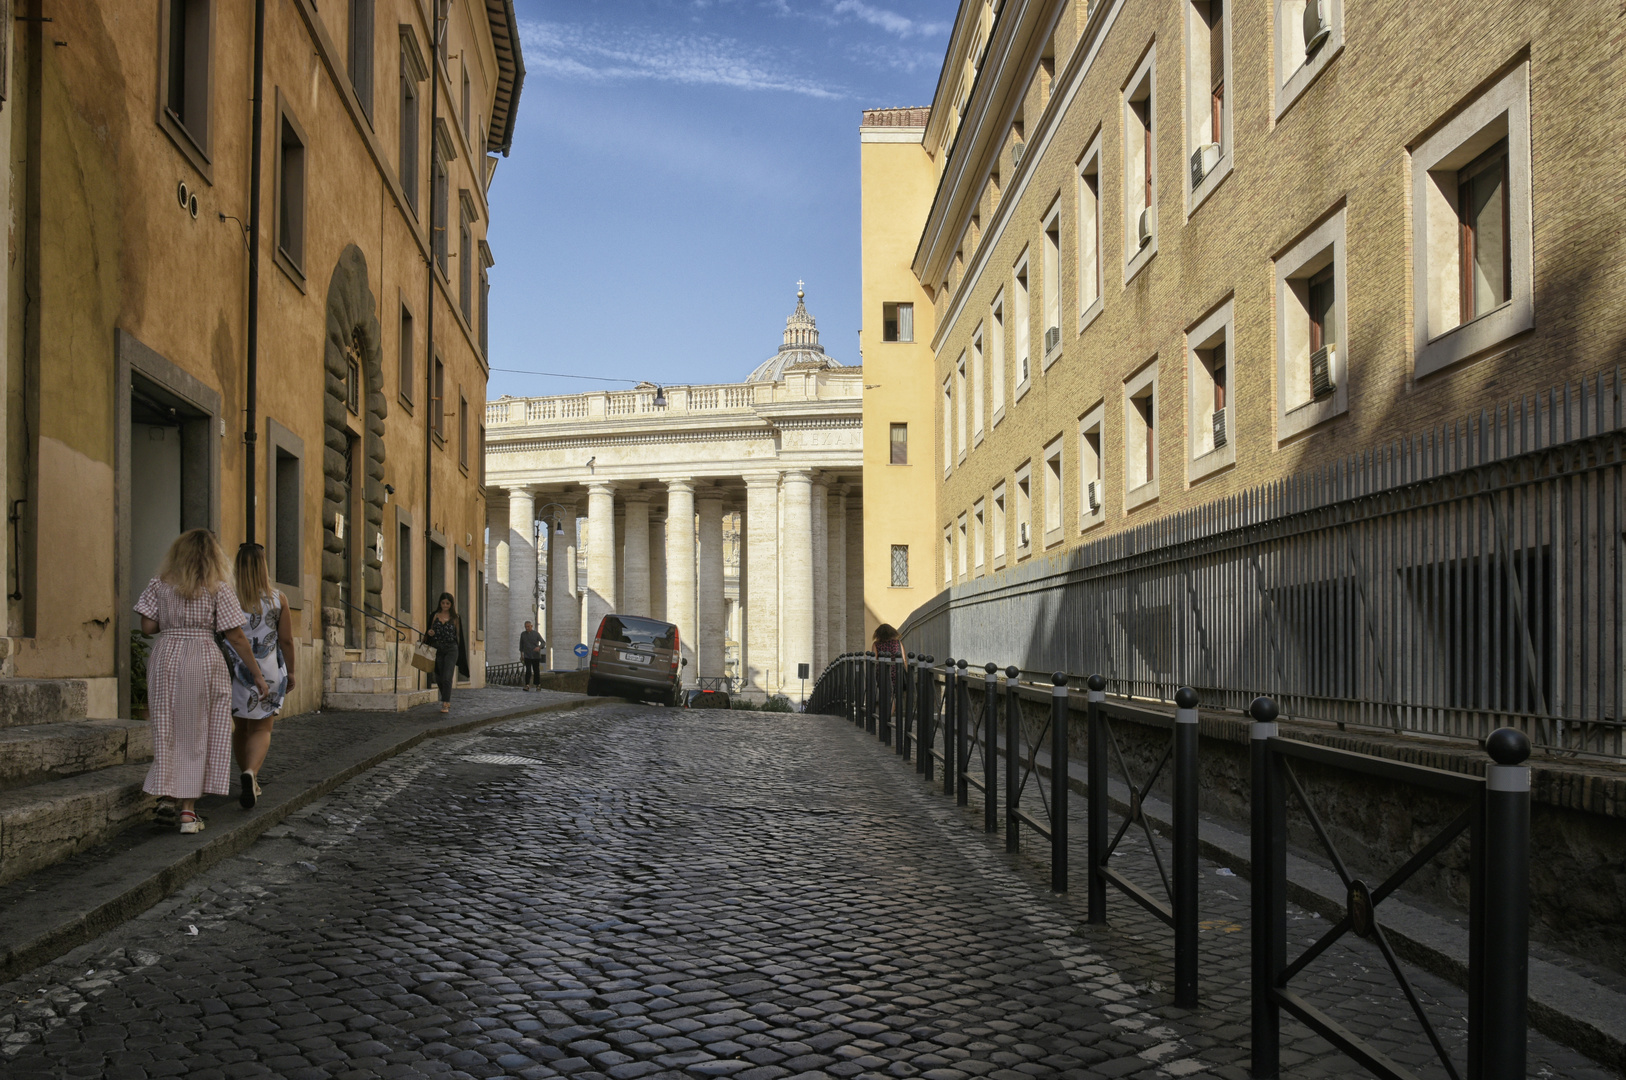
1005, 666, 1021, 853
1087, 674, 1107, 923
956, 660, 972, 807
1050, 672, 1069, 892
1249, 695, 1283, 1080
983, 663, 999, 832
1474, 727, 1530, 1080
941, 658, 956, 796
878, 655, 892, 745
1173, 685, 1200, 1009
917, 656, 931, 777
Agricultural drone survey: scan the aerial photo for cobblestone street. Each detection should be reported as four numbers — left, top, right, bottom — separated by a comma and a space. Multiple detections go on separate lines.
0, 704, 1615, 1080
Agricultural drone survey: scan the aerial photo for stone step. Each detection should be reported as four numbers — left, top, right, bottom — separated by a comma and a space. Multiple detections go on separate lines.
337, 662, 391, 679
0, 720, 152, 792
323, 689, 437, 712
0, 679, 89, 729
0, 762, 155, 886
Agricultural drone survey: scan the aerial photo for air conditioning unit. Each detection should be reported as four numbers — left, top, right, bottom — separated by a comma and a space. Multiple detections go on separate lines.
1310, 345, 1336, 399
1212, 406, 1228, 449
1044, 326, 1061, 354
1303, 0, 1331, 53
1011, 141, 1026, 167
1019, 521, 1030, 547
1137, 207, 1152, 249
1190, 142, 1221, 187
1086, 480, 1101, 512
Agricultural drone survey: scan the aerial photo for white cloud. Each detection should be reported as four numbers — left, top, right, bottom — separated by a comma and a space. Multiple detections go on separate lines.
830, 0, 948, 39
518, 19, 844, 99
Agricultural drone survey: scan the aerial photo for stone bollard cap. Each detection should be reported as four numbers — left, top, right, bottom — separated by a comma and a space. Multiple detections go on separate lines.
1051, 671, 1068, 686
1485, 727, 1531, 766
1175, 686, 1199, 709
1087, 674, 1106, 692
957, 659, 969, 669
907, 652, 916, 660
985, 662, 999, 674
1249, 696, 1279, 723
1005, 665, 1020, 679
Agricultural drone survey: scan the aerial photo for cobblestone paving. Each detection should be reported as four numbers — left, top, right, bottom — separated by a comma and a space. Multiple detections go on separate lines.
0, 705, 1615, 1080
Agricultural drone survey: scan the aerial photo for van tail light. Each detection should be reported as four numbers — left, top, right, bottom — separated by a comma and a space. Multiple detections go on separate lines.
670, 631, 681, 670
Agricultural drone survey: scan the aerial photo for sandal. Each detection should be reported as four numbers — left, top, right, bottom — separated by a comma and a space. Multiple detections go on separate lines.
179, 811, 205, 835
440, 703, 451, 713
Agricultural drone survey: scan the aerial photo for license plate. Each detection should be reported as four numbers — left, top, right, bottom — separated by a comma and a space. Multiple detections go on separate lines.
619, 651, 650, 665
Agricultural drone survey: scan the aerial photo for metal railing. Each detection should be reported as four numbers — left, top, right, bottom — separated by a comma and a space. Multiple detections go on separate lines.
1249, 696, 1531, 1080
335, 599, 419, 693
486, 661, 526, 686
902, 369, 1626, 762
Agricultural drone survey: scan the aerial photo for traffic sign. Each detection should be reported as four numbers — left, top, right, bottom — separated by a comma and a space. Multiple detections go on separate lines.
574, 643, 590, 658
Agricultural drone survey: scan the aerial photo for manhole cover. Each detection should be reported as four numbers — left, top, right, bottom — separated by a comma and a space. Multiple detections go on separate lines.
460, 754, 554, 767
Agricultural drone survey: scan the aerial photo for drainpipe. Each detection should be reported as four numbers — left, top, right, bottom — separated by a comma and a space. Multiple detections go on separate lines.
244, 0, 267, 542
425, 0, 445, 611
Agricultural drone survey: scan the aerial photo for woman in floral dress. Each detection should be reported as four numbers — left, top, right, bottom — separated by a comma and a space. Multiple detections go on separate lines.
227, 543, 294, 809
136, 530, 268, 834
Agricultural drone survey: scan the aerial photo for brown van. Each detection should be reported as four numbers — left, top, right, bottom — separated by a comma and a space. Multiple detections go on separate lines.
587, 614, 685, 704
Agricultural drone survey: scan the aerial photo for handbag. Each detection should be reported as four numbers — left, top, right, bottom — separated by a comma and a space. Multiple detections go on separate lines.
410, 643, 438, 674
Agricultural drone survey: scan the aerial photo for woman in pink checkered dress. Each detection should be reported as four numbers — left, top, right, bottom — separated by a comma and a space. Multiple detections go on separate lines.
136, 530, 268, 834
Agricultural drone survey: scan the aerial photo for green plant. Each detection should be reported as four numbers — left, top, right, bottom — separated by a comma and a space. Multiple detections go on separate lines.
130, 630, 153, 712
730, 694, 795, 712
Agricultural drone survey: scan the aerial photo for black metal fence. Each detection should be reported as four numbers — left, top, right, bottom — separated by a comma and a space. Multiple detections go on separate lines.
486, 661, 526, 686
809, 655, 1534, 1079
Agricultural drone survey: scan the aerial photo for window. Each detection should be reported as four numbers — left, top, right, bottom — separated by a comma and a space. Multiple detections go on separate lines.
1078, 406, 1105, 528
478, 424, 486, 487
1274, 0, 1342, 119
275, 109, 307, 276
1275, 207, 1347, 440
459, 392, 469, 470
1015, 466, 1032, 552
456, 556, 470, 642
990, 297, 1006, 421
399, 302, 415, 405
398, 34, 425, 214
1042, 209, 1062, 367
462, 65, 471, 146
1077, 137, 1103, 329
431, 148, 449, 276
943, 377, 953, 476
944, 526, 954, 585
971, 329, 985, 442
274, 449, 300, 587
889, 422, 908, 465
955, 354, 968, 461
1124, 361, 1159, 508
477, 569, 486, 633
348, 0, 375, 117
973, 499, 986, 569
437, 2, 449, 68
992, 483, 1007, 562
1186, 0, 1231, 208
891, 544, 909, 588
1013, 257, 1031, 395
458, 196, 474, 323
1123, 47, 1158, 279
397, 520, 412, 612
1186, 300, 1236, 481
160, 0, 213, 168
957, 514, 968, 579
883, 302, 914, 342
346, 355, 361, 414
479, 244, 491, 358
432, 356, 445, 436
1043, 440, 1063, 543
1410, 63, 1532, 379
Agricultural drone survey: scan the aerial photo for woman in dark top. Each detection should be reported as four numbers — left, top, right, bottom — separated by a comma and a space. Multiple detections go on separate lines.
872, 623, 905, 691
422, 592, 469, 713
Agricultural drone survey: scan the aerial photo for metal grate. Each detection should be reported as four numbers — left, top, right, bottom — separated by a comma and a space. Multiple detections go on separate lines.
1212, 406, 1228, 448
891, 544, 910, 587
1310, 345, 1336, 399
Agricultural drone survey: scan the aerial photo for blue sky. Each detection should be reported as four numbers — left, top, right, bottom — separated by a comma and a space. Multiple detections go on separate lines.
484, 0, 951, 399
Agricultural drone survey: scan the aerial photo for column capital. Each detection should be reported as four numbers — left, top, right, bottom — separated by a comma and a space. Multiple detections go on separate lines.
695, 487, 725, 505
622, 490, 651, 505
507, 486, 536, 502
744, 472, 781, 489
780, 469, 813, 485
663, 478, 696, 495
586, 480, 617, 496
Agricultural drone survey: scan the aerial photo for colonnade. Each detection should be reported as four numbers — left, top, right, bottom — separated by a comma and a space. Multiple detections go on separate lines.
485, 472, 864, 697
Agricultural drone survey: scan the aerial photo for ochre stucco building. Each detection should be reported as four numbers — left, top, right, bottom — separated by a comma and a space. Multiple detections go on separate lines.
6, 0, 523, 717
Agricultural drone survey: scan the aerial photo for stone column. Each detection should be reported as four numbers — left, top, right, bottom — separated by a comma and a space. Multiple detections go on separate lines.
780, 470, 814, 699
736, 504, 748, 690
648, 512, 667, 622
811, 476, 829, 676
548, 501, 580, 668
697, 489, 726, 679
614, 506, 627, 611
828, 485, 847, 661
622, 492, 651, 618
664, 480, 697, 670
486, 498, 511, 663
744, 475, 778, 695
507, 488, 536, 665
585, 482, 618, 639
845, 489, 864, 650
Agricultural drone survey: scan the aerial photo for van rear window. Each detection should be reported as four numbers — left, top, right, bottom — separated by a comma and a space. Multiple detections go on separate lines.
598, 615, 677, 649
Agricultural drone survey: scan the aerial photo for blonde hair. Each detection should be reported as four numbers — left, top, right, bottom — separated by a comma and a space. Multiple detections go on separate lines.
234, 543, 273, 606
157, 529, 231, 600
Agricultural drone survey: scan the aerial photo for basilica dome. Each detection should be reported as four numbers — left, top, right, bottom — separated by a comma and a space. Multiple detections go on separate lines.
745, 285, 846, 384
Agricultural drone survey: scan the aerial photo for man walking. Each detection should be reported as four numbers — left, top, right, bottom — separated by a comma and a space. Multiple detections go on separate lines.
519, 621, 545, 691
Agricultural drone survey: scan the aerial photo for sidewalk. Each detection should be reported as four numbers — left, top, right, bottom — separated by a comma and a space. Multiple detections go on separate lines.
0, 687, 604, 985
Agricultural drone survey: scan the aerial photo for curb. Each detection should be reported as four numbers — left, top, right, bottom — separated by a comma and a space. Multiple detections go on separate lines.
0, 696, 610, 985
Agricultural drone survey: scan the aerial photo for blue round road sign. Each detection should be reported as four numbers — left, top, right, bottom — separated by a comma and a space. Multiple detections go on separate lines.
574, 643, 590, 658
